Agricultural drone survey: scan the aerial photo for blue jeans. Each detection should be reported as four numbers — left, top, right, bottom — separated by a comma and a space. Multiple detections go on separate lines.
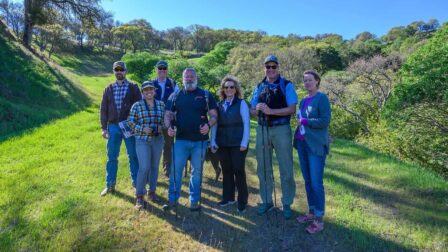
168, 140, 207, 204
106, 124, 139, 188
135, 137, 164, 196
296, 140, 326, 217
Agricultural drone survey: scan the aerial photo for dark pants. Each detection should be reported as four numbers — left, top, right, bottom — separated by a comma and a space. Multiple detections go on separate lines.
162, 128, 174, 176
218, 146, 248, 204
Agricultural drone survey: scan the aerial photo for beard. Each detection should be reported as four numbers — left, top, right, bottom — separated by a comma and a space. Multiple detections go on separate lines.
184, 80, 197, 90
115, 73, 125, 81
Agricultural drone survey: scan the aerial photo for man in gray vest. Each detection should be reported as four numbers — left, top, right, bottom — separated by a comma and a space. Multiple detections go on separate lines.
153, 60, 179, 177
250, 55, 298, 219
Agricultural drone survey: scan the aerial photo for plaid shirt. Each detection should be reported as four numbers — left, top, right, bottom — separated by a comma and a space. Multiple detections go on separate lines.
127, 99, 165, 141
113, 80, 129, 113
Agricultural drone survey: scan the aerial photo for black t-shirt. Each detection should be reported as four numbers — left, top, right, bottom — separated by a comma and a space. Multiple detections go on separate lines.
166, 88, 217, 141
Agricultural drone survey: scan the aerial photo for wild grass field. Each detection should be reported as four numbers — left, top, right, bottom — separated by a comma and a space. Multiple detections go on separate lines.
1, 67, 447, 251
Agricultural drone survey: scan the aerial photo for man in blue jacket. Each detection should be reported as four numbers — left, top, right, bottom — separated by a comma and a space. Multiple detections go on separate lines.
153, 60, 179, 177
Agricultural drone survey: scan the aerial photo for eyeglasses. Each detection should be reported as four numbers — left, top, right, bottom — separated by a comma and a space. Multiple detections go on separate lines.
265, 65, 278, 70
158, 67, 167, 70
224, 86, 235, 90
114, 68, 125, 72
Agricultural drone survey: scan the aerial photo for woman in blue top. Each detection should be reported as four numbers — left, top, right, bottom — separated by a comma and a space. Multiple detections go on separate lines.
294, 70, 331, 234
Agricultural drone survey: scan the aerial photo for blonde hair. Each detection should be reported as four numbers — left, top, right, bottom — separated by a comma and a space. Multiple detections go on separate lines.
219, 75, 243, 100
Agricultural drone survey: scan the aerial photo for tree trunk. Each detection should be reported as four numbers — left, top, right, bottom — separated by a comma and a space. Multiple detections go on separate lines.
22, 0, 33, 47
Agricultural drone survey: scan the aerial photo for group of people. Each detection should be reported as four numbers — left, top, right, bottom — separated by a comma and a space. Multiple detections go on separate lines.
99, 55, 331, 234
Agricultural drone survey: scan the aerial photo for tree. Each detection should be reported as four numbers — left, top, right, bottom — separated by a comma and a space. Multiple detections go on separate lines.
322, 54, 403, 134
0, 0, 24, 37
22, 0, 102, 47
165, 26, 190, 51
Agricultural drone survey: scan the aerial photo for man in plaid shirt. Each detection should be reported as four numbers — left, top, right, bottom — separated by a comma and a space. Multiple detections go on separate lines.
100, 61, 141, 196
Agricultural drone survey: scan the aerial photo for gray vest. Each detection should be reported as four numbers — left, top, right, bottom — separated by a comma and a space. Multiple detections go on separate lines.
216, 98, 243, 147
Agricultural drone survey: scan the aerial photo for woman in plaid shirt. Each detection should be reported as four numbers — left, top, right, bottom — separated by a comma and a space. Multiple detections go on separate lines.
128, 81, 165, 209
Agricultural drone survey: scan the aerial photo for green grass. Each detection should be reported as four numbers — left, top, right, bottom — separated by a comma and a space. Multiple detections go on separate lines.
1, 73, 447, 251
0, 35, 91, 142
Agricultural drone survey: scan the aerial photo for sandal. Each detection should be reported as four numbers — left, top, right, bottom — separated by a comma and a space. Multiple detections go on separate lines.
306, 220, 324, 234
296, 213, 315, 223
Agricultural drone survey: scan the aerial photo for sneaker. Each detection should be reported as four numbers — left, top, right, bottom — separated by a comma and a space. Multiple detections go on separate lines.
237, 202, 247, 213
296, 213, 315, 223
148, 191, 159, 202
257, 203, 274, 215
282, 205, 293, 219
135, 196, 144, 210
162, 201, 177, 211
100, 186, 115, 196
306, 220, 324, 234
190, 202, 201, 212
218, 200, 236, 207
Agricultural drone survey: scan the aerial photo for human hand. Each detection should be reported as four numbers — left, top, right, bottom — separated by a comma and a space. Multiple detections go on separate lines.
200, 124, 210, 135
102, 129, 109, 139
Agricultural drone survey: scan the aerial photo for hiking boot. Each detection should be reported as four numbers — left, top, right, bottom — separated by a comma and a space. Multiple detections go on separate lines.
148, 191, 159, 202
306, 220, 324, 234
282, 204, 293, 219
100, 186, 115, 196
218, 200, 236, 207
135, 196, 144, 210
296, 213, 315, 223
162, 201, 177, 211
237, 202, 247, 213
257, 203, 274, 215
190, 202, 201, 212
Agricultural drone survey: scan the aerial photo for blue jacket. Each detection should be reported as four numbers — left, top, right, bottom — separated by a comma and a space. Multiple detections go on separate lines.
294, 92, 331, 156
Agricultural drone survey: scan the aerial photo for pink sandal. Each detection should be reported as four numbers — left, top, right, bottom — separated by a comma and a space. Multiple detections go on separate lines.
296, 213, 315, 223
306, 220, 324, 234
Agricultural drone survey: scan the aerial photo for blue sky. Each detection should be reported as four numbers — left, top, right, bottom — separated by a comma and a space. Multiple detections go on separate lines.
101, 0, 447, 39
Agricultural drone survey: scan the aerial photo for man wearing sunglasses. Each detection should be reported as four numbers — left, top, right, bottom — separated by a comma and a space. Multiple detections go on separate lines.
250, 55, 298, 219
153, 60, 179, 178
100, 61, 142, 196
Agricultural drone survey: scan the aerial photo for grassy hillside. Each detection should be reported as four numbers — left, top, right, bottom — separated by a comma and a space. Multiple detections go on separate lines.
0, 71, 447, 251
0, 35, 91, 141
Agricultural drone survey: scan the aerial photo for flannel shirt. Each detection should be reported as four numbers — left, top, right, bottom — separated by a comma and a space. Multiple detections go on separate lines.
127, 99, 165, 142
113, 80, 129, 113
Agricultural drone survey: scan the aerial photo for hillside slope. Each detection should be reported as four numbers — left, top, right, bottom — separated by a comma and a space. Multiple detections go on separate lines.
0, 27, 90, 141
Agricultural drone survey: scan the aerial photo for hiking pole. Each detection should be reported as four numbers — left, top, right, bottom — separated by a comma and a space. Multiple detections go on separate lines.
264, 116, 279, 225
171, 120, 178, 220
259, 111, 270, 222
198, 138, 206, 215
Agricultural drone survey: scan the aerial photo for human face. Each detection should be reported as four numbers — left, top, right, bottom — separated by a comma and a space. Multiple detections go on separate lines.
264, 62, 279, 81
157, 66, 167, 80
114, 68, 126, 81
183, 70, 197, 90
303, 73, 319, 93
223, 81, 236, 99
142, 87, 155, 101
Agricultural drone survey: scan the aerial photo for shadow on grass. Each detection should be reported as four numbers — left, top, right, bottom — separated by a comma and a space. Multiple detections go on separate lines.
0, 36, 92, 143
107, 172, 413, 251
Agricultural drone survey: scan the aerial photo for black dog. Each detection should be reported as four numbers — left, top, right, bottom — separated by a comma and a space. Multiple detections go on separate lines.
184, 146, 221, 182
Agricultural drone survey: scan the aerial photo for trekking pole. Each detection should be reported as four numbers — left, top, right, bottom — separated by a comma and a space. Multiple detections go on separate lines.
171, 120, 178, 219
259, 111, 270, 222
198, 138, 205, 215
264, 116, 279, 225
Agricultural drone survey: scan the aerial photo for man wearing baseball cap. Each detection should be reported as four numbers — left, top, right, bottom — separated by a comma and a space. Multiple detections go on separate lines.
99, 61, 141, 196
152, 60, 179, 177
250, 55, 298, 219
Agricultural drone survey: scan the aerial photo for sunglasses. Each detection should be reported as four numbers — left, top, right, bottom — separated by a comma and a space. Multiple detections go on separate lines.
158, 67, 167, 70
265, 65, 278, 70
114, 68, 125, 72
224, 86, 235, 90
